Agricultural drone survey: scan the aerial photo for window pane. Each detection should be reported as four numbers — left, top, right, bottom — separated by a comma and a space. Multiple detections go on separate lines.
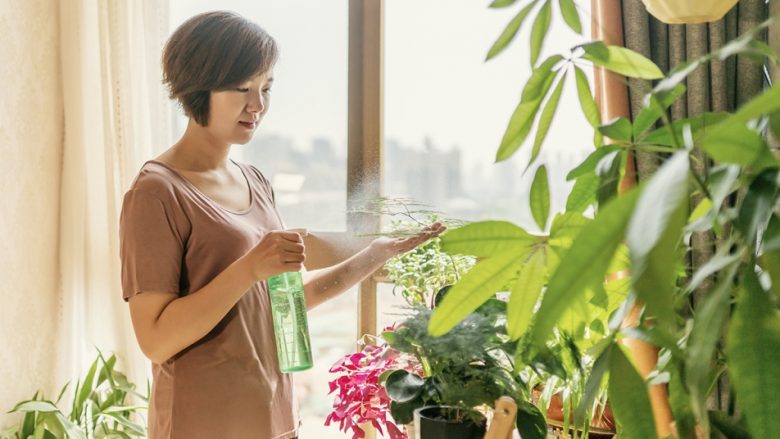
170, 0, 349, 232
384, 0, 593, 231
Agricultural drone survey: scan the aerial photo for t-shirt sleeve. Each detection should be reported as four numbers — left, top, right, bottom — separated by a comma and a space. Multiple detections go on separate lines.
119, 189, 186, 301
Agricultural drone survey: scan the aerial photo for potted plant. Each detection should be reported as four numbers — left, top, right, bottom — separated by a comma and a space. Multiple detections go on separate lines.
1, 350, 148, 439
428, 2, 780, 438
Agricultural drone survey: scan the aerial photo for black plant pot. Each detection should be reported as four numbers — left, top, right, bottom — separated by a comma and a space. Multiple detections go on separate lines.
415, 406, 487, 439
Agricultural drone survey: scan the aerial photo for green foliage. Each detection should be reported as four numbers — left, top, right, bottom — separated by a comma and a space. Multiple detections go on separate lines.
2, 351, 147, 439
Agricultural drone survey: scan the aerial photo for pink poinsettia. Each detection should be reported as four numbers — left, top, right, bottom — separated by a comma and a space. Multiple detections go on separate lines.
325, 330, 419, 439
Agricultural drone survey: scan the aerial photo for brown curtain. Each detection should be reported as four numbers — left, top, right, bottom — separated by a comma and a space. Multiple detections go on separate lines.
619, 0, 769, 413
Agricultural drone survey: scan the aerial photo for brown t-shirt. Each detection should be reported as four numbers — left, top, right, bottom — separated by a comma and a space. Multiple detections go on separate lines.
119, 160, 298, 439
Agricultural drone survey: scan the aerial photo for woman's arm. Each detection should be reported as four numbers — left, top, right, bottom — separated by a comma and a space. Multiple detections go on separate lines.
128, 230, 305, 364
302, 222, 445, 309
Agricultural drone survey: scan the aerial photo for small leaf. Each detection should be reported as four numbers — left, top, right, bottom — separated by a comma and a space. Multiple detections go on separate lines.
608, 346, 659, 438
529, 72, 567, 166
574, 65, 601, 129
507, 248, 547, 338
642, 112, 729, 147
727, 267, 780, 438
633, 84, 687, 138
440, 220, 537, 257
574, 342, 612, 427
496, 55, 562, 162
516, 400, 548, 439
582, 43, 663, 79
489, 0, 519, 8
558, 0, 581, 33
699, 124, 777, 169
530, 165, 551, 230
430, 247, 530, 336
11, 401, 59, 413
486, 2, 537, 60
529, 0, 552, 65
598, 117, 632, 143
736, 168, 779, 245
566, 145, 621, 180
530, 187, 642, 346
385, 370, 424, 403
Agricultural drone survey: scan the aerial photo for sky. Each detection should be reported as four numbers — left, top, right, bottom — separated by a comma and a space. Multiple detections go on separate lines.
169, 0, 595, 171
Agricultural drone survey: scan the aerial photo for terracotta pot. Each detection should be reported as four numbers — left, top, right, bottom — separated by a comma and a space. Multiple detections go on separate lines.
533, 388, 616, 438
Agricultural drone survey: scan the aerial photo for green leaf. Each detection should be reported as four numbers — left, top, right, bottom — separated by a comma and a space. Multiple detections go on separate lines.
709, 411, 752, 439
565, 173, 598, 212
596, 150, 624, 206
530, 165, 550, 230
515, 400, 547, 439
727, 267, 780, 438
736, 169, 779, 245
598, 117, 632, 143
486, 2, 537, 61
440, 220, 537, 257
530, 72, 566, 166
75, 356, 99, 417
558, 0, 581, 33
642, 112, 729, 147
724, 85, 780, 128
496, 55, 562, 162
529, 0, 552, 65
582, 42, 663, 79
489, 0, 519, 8
507, 248, 547, 338
699, 124, 777, 169
11, 401, 59, 413
574, 342, 612, 427
385, 370, 425, 403
633, 84, 687, 138
761, 215, 780, 297
567, 145, 620, 180
430, 247, 530, 336
573, 65, 601, 133
686, 245, 745, 294
608, 346, 658, 438
530, 187, 642, 346
627, 152, 689, 326
686, 263, 739, 436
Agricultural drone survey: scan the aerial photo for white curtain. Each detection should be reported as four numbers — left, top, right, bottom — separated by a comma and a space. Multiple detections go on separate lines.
58, 0, 171, 396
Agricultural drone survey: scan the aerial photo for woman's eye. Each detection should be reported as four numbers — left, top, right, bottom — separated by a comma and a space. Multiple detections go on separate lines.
262, 88, 272, 94
236, 87, 250, 92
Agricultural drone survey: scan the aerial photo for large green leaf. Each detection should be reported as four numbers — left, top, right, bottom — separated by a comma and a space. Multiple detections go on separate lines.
530, 187, 642, 346
516, 400, 548, 439
761, 215, 780, 298
486, 2, 537, 61
496, 55, 562, 162
686, 263, 739, 437
608, 346, 658, 438
507, 247, 547, 339
566, 145, 621, 180
11, 401, 60, 413
723, 84, 780, 127
736, 168, 779, 245
558, 0, 581, 34
574, 342, 612, 427
699, 124, 777, 169
529, 0, 552, 65
573, 65, 602, 146
727, 268, 780, 438
530, 72, 566, 166
582, 42, 663, 79
440, 220, 537, 257
430, 247, 530, 336
596, 150, 625, 206
385, 370, 425, 403
565, 173, 598, 213
627, 152, 689, 326
530, 165, 550, 230
598, 117, 632, 143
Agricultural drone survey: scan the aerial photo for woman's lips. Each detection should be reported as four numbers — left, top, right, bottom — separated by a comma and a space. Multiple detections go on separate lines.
238, 121, 257, 129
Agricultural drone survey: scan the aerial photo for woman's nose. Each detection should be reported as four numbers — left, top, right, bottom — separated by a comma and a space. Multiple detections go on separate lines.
246, 92, 265, 114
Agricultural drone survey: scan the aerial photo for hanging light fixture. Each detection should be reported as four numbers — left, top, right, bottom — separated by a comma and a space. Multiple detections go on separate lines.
641, 0, 739, 24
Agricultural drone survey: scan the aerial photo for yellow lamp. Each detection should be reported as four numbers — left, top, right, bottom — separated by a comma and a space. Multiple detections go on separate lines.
641, 0, 739, 24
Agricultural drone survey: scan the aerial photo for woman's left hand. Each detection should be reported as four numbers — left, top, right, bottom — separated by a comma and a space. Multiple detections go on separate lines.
369, 222, 447, 261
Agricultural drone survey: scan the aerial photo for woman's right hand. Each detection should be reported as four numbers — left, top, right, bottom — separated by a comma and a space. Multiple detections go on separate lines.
245, 230, 306, 281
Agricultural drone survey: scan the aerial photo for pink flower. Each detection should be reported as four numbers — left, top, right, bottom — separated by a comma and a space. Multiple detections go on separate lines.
325, 333, 417, 439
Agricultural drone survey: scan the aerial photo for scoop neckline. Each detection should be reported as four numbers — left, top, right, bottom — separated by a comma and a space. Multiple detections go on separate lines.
145, 159, 255, 215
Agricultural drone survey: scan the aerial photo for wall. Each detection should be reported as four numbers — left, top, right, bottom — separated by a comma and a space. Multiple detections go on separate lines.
0, 0, 63, 427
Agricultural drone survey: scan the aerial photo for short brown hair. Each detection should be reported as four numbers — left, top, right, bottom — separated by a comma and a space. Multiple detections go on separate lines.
162, 11, 279, 126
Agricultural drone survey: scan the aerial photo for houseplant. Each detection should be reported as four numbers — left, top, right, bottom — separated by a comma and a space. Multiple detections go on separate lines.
428, 1, 779, 437
1, 350, 148, 439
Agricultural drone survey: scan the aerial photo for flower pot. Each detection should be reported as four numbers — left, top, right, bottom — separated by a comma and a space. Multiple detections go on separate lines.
413, 406, 487, 439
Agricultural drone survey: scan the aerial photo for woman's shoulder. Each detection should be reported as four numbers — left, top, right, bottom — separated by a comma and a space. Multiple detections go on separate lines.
125, 160, 185, 201
236, 160, 271, 187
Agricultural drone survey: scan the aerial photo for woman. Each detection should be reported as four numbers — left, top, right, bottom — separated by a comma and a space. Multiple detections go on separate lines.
119, 11, 444, 439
